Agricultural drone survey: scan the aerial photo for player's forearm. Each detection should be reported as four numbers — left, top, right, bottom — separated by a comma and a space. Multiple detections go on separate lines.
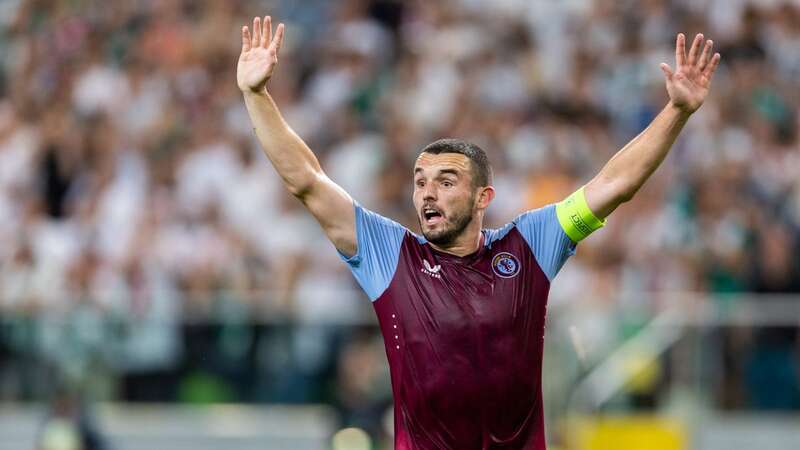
242, 89, 323, 197
586, 102, 690, 218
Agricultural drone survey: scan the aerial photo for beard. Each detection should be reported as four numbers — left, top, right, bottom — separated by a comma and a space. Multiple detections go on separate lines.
419, 200, 475, 247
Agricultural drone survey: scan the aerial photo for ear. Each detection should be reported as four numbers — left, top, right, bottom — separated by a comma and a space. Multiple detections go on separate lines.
475, 186, 495, 210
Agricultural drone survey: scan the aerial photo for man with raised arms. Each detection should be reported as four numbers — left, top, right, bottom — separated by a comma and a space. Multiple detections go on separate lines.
237, 15, 720, 450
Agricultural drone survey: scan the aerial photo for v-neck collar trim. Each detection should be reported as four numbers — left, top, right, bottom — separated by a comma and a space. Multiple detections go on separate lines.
426, 231, 488, 264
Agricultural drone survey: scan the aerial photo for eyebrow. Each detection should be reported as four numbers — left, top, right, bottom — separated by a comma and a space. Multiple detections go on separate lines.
413, 168, 461, 177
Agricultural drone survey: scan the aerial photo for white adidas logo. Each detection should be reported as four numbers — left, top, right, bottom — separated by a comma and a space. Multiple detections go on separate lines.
421, 259, 442, 278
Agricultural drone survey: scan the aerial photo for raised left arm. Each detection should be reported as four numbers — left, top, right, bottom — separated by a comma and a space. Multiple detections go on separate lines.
584, 33, 721, 219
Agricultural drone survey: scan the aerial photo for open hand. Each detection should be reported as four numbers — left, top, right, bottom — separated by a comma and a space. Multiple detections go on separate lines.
237, 16, 285, 93
660, 33, 721, 114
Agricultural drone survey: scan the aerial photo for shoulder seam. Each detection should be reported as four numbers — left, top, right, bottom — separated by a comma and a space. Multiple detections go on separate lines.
371, 232, 409, 301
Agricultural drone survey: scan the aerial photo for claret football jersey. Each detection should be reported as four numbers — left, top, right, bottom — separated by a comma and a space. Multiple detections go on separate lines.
338, 202, 576, 450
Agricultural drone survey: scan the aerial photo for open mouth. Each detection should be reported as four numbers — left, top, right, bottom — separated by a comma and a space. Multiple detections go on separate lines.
423, 207, 444, 226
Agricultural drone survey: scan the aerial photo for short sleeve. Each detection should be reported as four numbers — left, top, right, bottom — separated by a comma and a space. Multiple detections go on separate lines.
513, 204, 576, 282
338, 202, 407, 301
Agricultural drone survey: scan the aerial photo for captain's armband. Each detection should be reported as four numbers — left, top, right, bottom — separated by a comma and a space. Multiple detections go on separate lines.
555, 187, 605, 243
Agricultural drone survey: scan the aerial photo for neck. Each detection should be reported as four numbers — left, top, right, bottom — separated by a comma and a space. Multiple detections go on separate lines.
429, 217, 484, 257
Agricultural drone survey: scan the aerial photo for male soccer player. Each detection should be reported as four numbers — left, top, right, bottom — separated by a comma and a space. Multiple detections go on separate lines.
237, 16, 720, 450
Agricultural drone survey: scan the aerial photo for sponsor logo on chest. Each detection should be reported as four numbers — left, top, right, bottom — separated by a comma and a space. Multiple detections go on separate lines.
421, 259, 442, 278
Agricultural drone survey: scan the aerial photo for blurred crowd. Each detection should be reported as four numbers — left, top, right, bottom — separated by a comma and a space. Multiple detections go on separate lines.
0, 0, 798, 428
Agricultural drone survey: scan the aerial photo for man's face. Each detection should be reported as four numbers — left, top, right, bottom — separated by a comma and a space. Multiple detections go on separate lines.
413, 153, 478, 246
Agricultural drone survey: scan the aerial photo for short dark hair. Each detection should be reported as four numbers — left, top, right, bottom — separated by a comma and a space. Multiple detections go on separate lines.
420, 138, 492, 188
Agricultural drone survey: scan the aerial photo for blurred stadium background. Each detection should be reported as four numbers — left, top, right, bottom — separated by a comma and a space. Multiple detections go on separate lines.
0, 0, 798, 449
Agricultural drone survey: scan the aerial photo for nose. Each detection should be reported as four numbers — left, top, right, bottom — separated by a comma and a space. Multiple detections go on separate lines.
422, 183, 437, 201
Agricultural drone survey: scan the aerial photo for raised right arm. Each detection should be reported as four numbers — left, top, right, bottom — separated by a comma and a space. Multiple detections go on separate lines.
238, 16, 356, 256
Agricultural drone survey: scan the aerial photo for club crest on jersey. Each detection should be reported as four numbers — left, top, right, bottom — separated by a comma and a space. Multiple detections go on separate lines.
422, 259, 442, 278
492, 252, 520, 278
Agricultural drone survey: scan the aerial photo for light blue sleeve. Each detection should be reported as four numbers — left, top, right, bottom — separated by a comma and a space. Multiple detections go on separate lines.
338, 202, 407, 301
513, 204, 576, 282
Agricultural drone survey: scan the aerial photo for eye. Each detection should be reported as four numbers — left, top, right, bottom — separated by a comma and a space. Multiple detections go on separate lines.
415, 179, 425, 188
441, 180, 454, 188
